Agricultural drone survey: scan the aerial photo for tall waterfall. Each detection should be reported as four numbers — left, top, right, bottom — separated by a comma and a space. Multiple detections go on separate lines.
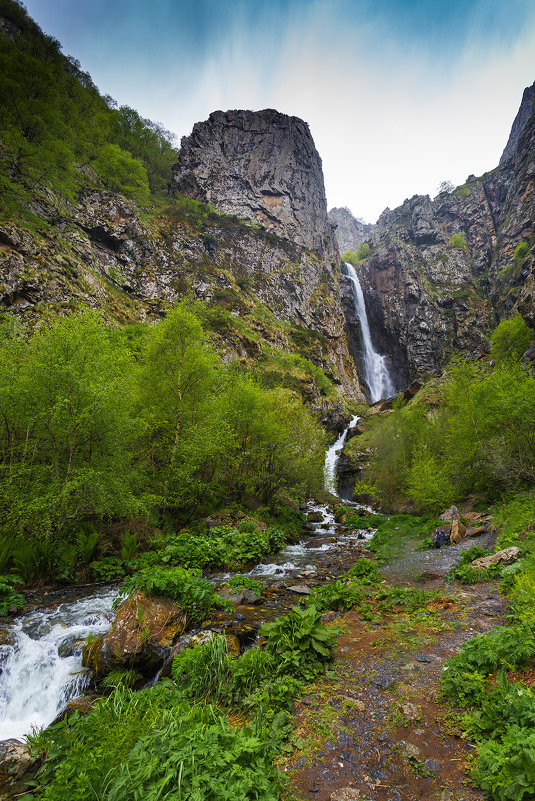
344, 262, 395, 403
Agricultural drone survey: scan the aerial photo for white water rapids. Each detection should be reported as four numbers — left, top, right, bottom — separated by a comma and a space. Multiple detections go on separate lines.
344, 262, 395, 403
0, 589, 117, 741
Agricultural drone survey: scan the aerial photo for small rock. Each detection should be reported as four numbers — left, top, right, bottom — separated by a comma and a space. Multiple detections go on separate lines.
330, 789, 360, 801
424, 759, 441, 773
400, 702, 420, 721
288, 585, 312, 595
401, 662, 419, 672
415, 652, 431, 663
371, 675, 395, 689
340, 695, 365, 711
397, 741, 421, 759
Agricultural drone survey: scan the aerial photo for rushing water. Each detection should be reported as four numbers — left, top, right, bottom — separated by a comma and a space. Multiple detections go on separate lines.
323, 414, 359, 496
0, 589, 117, 741
0, 329, 382, 741
344, 262, 395, 403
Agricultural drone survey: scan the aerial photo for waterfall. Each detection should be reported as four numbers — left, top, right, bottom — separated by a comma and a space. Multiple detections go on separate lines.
324, 414, 359, 496
0, 589, 117, 741
344, 262, 395, 403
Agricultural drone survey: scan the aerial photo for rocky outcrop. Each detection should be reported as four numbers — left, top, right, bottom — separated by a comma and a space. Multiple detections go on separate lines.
500, 80, 535, 164
83, 590, 188, 678
170, 109, 338, 256
328, 207, 374, 253
344, 93, 535, 380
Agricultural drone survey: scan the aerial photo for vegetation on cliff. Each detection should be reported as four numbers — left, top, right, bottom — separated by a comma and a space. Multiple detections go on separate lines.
348, 315, 534, 512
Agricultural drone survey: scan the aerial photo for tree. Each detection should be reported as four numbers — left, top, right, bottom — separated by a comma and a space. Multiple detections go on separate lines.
0, 312, 139, 540
490, 314, 533, 364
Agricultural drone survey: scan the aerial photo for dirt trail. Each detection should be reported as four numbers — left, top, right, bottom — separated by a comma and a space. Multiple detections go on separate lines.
283, 542, 506, 801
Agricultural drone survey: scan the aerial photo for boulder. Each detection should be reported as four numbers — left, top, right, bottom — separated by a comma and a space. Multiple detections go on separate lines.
307, 511, 323, 523
83, 590, 187, 678
288, 584, 312, 595
466, 526, 487, 538
403, 378, 424, 400
0, 739, 37, 800
471, 547, 521, 569
450, 519, 466, 544
50, 694, 100, 726
439, 505, 460, 522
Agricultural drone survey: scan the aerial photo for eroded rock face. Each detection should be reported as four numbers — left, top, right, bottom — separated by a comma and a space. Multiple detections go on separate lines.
500, 80, 535, 164
170, 109, 337, 255
83, 590, 187, 678
349, 106, 534, 380
328, 207, 374, 254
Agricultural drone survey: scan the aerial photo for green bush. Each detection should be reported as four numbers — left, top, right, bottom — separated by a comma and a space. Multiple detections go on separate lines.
446, 546, 500, 584
450, 232, 467, 251
119, 566, 225, 623
261, 605, 338, 679
346, 559, 381, 584
491, 314, 532, 364
0, 575, 24, 616
440, 625, 535, 706
369, 515, 440, 563
307, 579, 362, 612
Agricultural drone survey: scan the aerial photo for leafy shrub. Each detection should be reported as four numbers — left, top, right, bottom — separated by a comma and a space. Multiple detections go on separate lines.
369, 515, 440, 563
307, 579, 362, 612
0, 575, 24, 616
491, 315, 533, 364
346, 559, 381, 584
261, 605, 338, 679
121, 531, 138, 562
440, 625, 535, 706
450, 232, 467, 251
225, 575, 263, 596
495, 492, 535, 549
90, 556, 125, 583
376, 586, 438, 612
473, 726, 535, 801
172, 634, 231, 700
120, 566, 224, 623
345, 512, 386, 529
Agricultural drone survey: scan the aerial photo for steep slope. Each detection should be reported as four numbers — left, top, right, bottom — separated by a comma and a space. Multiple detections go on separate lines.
328, 207, 374, 253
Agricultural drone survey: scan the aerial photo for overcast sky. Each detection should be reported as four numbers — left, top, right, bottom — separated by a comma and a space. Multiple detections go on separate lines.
24, 0, 535, 223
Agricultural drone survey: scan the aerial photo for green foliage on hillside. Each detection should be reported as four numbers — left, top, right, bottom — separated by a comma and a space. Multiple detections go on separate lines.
354, 342, 535, 510
491, 314, 533, 364
449, 232, 467, 251
0, 303, 325, 582
342, 243, 370, 265
0, 0, 178, 201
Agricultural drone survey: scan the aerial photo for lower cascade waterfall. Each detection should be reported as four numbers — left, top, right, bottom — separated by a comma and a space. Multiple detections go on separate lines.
344, 262, 395, 403
0, 589, 117, 741
323, 414, 359, 496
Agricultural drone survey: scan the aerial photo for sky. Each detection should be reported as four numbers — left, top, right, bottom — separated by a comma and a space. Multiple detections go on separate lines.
23, 0, 535, 223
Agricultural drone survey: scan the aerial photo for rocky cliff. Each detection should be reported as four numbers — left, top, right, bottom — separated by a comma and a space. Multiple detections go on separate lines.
333, 86, 535, 383
328, 207, 374, 253
170, 109, 338, 257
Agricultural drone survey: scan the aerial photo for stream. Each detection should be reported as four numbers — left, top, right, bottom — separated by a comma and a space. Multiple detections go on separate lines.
0, 270, 395, 741
0, 419, 370, 741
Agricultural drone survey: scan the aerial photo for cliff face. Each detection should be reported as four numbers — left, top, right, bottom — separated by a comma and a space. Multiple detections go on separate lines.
333, 89, 535, 382
328, 207, 374, 253
170, 109, 338, 257
500, 80, 535, 164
